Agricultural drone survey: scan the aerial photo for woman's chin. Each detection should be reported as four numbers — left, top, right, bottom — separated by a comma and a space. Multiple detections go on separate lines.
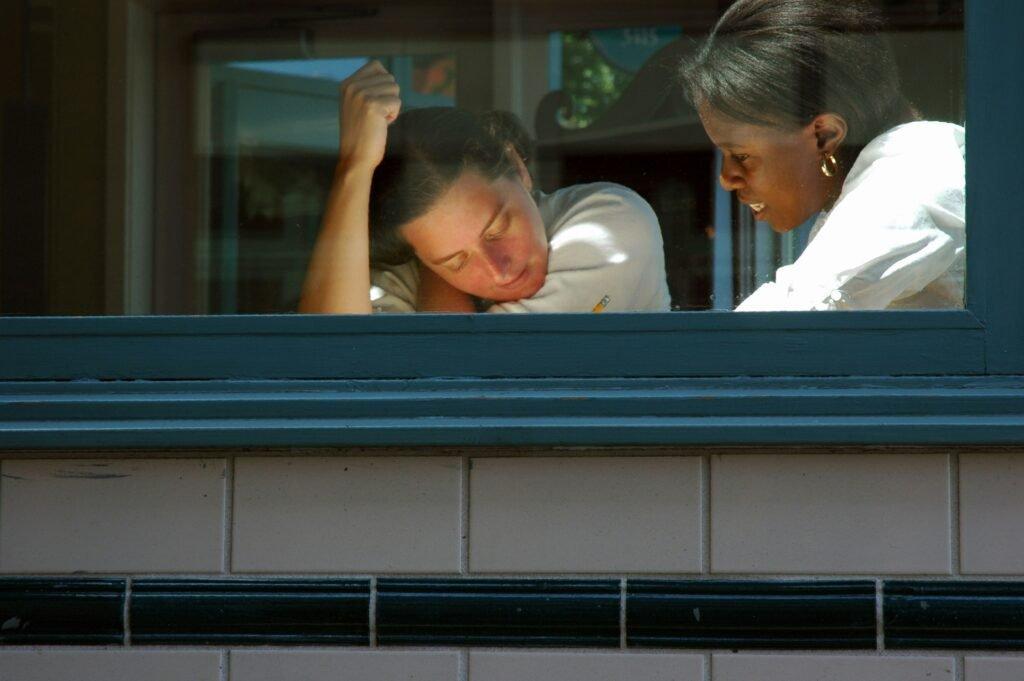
767, 207, 820, 234
519, 270, 546, 299
768, 217, 801, 234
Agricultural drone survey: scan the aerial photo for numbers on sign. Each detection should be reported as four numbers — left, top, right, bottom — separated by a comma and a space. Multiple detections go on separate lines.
622, 28, 660, 47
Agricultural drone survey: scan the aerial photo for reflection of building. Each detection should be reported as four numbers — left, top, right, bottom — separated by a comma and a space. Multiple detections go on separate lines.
413, 54, 457, 99
6, 3, 1024, 681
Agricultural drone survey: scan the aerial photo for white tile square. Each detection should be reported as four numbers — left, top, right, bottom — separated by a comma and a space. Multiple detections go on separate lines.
713, 654, 953, 681
0, 650, 222, 681
469, 652, 703, 681
232, 457, 462, 572
960, 453, 1024, 573
965, 657, 1024, 681
710, 453, 950, 573
470, 456, 701, 573
231, 650, 459, 681
1, 458, 225, 573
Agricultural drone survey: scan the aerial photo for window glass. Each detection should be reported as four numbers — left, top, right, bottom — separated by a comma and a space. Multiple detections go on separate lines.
556, 27, 681, 130
199, 53, 456, 313
0, 0, 964, 315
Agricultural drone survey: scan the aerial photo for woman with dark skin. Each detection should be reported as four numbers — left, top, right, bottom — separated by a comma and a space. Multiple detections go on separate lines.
683, 0, 965, 310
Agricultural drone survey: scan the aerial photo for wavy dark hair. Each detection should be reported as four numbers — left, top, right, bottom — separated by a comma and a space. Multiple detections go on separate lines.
680, 0, 917, 161
368, 107, 534, 267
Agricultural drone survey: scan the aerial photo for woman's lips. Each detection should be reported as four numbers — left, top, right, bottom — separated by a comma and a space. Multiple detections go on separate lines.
497, 267, 529, 290
739, 196, 765, 217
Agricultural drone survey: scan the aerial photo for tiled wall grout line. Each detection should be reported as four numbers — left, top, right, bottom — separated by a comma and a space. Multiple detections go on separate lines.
222, 649, 231, 681
951, 451, 962, 576
461, 456, 471, 575
369, 576, 378, 647
875, 578, 884, 652
223, 457, 235, 574
701, 454, 711, 575
704, 651, 712, 681
955, 655, 964, 681
458, 648, 469, 681
123, 576, 133, 647
619, 577, 627, 649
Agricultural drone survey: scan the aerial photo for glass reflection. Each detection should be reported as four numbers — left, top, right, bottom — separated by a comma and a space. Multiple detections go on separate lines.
0, 0, 964, 315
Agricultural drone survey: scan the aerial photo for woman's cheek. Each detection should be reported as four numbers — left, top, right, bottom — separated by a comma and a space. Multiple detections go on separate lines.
504, 231, 528, 263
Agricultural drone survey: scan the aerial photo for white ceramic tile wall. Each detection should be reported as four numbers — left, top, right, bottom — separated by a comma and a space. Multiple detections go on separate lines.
469, 457, 702, 573
960, 453, 1024, 573
0, 650, 222, 681
232, 456, 462, 572
468, 651, 704, 681
1, 450, 1024, 680
710, 453, 951, 574
230, 650, 460, 681
712, 654, 955, 681
0, 459, 225, 573
965, 657, 1024, 681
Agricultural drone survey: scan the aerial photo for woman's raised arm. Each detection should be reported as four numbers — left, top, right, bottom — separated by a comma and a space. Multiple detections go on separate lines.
299, 61, 401, 314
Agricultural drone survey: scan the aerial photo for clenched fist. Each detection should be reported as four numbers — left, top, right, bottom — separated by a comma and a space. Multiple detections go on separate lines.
338, 60, 402, 171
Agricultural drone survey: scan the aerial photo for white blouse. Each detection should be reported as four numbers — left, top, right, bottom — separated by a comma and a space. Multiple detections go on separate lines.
737, 121, 966, 311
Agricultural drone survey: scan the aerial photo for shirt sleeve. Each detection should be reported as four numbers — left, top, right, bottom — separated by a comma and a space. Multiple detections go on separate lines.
369, 262, 419, 313
737, 159, 965, 311
487, 185, 670, 313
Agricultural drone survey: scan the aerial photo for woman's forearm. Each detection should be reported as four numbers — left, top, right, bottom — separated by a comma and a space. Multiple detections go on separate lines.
298, 163, 375, 314
300, 59, 400, 314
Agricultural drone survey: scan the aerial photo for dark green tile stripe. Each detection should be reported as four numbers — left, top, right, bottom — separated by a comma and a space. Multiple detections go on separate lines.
886, 581, 1024, 649
377, 579, 620, 647
0, 579, 125, 645
627, 580, 876, 649
130, 579, 370, 645
11, 578, 1024, 650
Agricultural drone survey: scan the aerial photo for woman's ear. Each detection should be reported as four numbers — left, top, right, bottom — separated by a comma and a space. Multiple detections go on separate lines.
812, 113, 848, 154
507, 143, 533, 192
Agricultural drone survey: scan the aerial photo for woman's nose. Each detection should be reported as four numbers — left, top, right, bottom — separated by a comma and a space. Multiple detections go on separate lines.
482, 243, 515, 283
719, 159, 746, 192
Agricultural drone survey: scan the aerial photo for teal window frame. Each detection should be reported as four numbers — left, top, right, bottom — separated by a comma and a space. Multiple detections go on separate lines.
0, 1, 1021, 448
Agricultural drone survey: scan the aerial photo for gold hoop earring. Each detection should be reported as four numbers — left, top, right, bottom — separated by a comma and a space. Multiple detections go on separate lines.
820, 153, 839, 178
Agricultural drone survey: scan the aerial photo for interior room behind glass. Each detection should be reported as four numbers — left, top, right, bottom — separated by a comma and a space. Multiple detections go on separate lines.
0, 0, 964, 315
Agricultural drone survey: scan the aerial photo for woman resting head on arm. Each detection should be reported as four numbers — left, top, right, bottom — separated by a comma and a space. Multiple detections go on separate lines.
681, 0, 965, 311
300, 61, 671, 315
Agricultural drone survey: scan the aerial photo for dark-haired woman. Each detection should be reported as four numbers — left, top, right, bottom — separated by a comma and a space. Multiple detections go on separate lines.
683, 0, 965, 311
300, 61, 670, 314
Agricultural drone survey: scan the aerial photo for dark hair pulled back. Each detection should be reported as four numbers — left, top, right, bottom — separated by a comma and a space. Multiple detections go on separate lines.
368, 107, 533, 267
681, 0, 916, 154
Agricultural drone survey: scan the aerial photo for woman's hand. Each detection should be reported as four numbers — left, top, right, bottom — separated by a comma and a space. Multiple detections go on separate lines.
339, 60, 401, 171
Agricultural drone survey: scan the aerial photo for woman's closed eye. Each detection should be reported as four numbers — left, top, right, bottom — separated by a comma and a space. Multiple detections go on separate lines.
484, 215, 510, 240
731, 153, 750, 164
443, 252, 469, 273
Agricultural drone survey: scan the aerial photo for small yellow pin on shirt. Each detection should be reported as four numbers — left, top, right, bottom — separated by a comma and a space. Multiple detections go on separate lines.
591, 295, 611, 313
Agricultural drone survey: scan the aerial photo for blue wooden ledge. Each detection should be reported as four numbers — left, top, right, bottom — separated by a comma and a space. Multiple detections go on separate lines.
0, 311, 989, 380
1, 375, 1022, 449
